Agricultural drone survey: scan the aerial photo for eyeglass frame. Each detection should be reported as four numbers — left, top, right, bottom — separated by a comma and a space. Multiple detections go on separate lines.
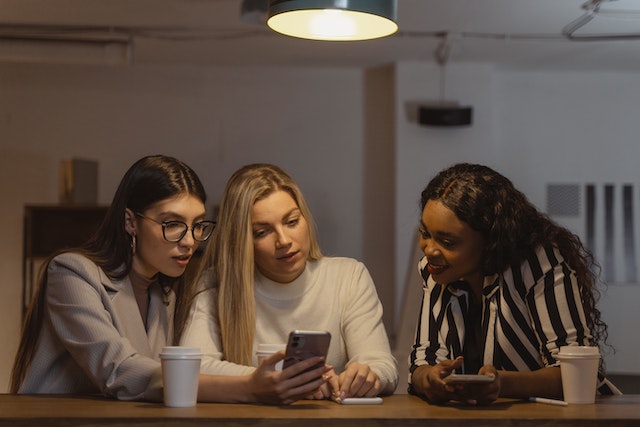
134, 212, 215, 242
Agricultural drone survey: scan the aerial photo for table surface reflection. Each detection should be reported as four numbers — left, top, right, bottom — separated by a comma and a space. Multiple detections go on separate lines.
1, 393, 639, 427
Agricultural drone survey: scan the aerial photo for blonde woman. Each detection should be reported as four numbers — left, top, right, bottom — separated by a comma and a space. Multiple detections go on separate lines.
181, 163, 398, 404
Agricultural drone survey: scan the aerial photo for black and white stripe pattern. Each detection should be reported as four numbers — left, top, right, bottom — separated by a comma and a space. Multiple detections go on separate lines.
408, 245, 620, 395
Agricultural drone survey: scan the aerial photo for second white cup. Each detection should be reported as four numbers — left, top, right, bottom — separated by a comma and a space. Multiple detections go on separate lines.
256, 343, 286, 370
556, 345, 601, 404
159, 346, 202, 407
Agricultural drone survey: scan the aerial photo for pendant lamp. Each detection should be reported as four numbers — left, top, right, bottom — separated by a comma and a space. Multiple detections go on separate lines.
267, 0, 398, 41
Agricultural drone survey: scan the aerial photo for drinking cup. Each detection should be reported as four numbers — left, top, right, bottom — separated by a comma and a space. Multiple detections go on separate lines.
556, 346, 601, 404
256, 343, 286, 370
159, 346, 201, 407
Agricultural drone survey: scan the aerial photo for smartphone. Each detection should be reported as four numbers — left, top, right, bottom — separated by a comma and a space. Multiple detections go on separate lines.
443, 374, 495, 384
282, 330, 331, 371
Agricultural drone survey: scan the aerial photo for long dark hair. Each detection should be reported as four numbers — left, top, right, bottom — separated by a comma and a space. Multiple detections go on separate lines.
420, 163, 608, 347
10, 155, 207, 393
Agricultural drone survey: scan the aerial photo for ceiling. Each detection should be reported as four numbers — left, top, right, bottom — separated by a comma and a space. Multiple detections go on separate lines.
2, 0, 640, 70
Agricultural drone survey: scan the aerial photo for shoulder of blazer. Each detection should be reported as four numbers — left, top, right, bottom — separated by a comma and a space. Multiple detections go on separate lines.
49, 252, 127, 293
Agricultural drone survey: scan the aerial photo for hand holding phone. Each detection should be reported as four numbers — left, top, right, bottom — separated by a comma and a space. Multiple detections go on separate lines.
282, 330, 331, 371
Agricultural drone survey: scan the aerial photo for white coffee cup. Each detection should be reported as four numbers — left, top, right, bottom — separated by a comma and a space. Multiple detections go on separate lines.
256, 343, 286, 370
159, 346, 202, 407
556, 346, 601, 404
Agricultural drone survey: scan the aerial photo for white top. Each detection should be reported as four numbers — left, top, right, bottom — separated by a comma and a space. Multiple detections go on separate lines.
180, 257, 398, 394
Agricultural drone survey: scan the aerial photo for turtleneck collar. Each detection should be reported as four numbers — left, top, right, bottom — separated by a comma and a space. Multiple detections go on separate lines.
254, 260, 314, 302
128, 267, 157, 295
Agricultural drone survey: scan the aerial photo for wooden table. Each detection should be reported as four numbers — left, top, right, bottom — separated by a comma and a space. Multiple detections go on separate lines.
1, 393, 639, 427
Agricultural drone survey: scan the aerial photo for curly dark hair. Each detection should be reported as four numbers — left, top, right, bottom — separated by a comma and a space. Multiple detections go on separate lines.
420, 163, 608, 348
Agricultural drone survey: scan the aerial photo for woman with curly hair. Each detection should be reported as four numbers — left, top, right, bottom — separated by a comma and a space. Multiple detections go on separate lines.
409, 163, 620, 405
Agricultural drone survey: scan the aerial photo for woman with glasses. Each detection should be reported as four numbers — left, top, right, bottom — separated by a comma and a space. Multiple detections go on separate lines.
10, 155, 216, 400
179, 163, 398, 405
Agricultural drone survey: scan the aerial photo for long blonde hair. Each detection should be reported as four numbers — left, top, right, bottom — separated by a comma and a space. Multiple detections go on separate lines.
196, 164, 322, 365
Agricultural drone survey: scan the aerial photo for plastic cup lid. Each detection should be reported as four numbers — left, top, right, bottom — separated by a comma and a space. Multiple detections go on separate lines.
557, 345, 601, 359
256, 343, 286, 353
159, 346, 202, 358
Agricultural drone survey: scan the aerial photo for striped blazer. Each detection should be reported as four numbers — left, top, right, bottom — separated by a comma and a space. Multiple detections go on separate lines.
408, 245, 620, 395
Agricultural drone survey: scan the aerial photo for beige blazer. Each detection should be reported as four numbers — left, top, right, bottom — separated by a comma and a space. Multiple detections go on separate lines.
18, 252, 175, 401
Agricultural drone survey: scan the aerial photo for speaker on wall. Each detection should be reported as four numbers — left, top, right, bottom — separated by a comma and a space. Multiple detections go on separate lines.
419, 105, 473, 127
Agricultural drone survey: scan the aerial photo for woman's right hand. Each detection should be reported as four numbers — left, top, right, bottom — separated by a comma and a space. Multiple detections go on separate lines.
248, 351, 331, 405
411, 356, 464, 404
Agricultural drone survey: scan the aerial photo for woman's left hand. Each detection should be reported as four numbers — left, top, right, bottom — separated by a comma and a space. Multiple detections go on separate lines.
306, 363, 381, 401
306, 368, 339, 400
450, 365, 500, 405
332, 362, 381, 400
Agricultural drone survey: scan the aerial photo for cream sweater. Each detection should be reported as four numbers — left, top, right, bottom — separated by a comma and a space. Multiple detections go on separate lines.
180, 257, 398, 394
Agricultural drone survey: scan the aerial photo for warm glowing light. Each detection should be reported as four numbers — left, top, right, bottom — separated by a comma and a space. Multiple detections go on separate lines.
267, 1, 398, 41
309, 10, 357, 38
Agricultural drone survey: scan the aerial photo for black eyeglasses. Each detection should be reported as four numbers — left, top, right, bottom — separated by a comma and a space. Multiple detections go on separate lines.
134, 212, 215, 242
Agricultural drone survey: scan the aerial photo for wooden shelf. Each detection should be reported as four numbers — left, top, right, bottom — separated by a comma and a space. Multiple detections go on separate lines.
22, 204, 109, 318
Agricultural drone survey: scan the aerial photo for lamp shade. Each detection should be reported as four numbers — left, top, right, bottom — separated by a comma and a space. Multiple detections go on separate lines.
267, 0, 398, 41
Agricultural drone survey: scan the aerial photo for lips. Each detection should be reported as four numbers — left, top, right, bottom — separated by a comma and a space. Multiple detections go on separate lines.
277, 251, 298, 262
173, 254, 192, 266
427, 262, 448, 276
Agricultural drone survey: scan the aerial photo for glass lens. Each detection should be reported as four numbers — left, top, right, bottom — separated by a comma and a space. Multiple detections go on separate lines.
162, 221, 188, 242
193, 221, 215, 241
